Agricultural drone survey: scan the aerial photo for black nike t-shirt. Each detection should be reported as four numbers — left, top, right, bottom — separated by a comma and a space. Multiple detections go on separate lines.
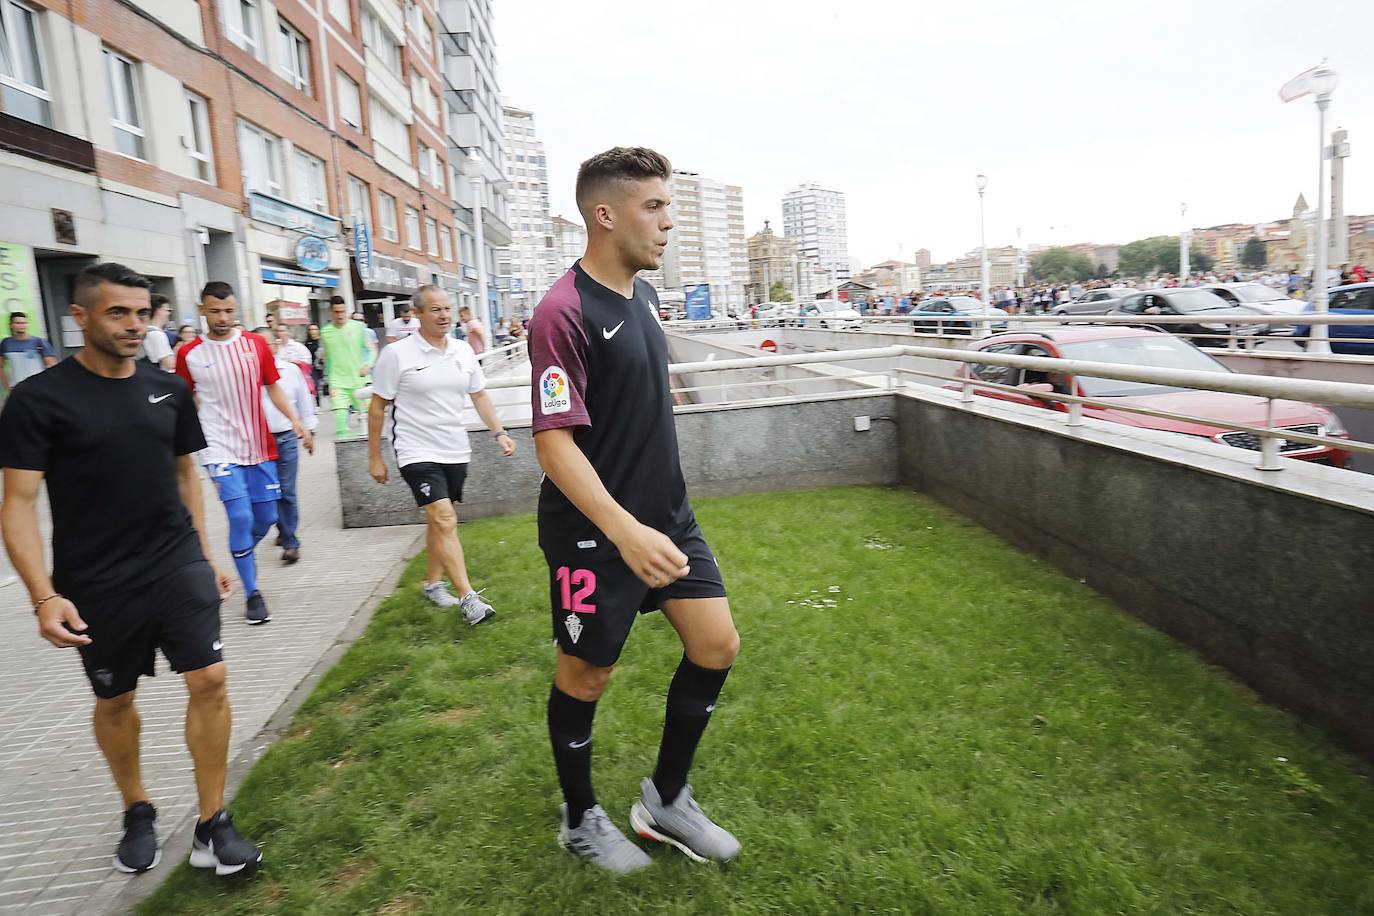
0, 358, 208, 598
528, 261, 694, 556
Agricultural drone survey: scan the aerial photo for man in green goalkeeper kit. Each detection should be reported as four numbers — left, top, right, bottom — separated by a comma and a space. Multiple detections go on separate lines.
320, 297, 373, 437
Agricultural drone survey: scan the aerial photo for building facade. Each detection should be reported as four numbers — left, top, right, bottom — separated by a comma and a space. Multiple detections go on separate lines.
0, 0, 495, 348
550, 215, 586, 273
659, 169, 748, 313
781, 183, 849, 282
746, 220, 797, 303
498, 104, 556, 318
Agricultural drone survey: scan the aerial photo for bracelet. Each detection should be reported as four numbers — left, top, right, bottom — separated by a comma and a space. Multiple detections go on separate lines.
33, 593, 62, 614
493, 431, 509, 439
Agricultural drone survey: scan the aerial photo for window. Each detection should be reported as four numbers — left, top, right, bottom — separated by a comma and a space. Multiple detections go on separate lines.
335, 69, 361, 128
0, 0, 50, 126
367, 95, 407, 155
417, 142, 441, 188
440, 225, 452, 262
347, 175, 368, 222
360, 8, 400, 73
277, 20, 311, 93
425, 217, 439, 256
103, 49, 145, 159
238, 119, 284, 196
293, 148, 327, 212
410, 71, 436, 123
404, 206, 420, 250
327, 0, 350, 28
377, 191, 398, 241
184, 91, 214, 183
223, 0, 263, 58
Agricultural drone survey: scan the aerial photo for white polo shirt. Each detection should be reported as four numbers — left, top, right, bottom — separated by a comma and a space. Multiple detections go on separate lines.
370, 332, 485, 467
387, 316, 421, 341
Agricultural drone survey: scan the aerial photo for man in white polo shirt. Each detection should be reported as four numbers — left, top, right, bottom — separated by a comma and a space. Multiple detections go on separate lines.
366, 284, 515, 626
386, 301, 422, 344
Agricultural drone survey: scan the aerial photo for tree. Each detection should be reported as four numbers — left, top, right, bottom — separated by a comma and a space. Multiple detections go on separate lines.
1029, 247, 1094, 284
1190, 246, 1214, 274
768, 281, 792, 302
1242, 236, 1267, 270
1118, 236, 1175, 277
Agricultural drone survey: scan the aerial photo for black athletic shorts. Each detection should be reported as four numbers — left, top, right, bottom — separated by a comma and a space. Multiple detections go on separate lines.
546, 522, 727, 668
72, 560, 224, 699
400, 461, 468, 507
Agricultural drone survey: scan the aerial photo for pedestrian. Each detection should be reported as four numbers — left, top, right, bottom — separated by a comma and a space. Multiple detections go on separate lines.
175, 324, 198, 353
386, 301, 422, 343
320, 300, 372, 437
141, 294, 176, 371
262, 330, 317, 564
272, 323, 312, 366
350, 309, 380, 360
528, 147, 741, 873
458, 305, 487, 355
175, 282, 307, 624
0, 262, 262, 877
366, 283, 511, 623
304, 323, 324, 399
1, 311, 57, 394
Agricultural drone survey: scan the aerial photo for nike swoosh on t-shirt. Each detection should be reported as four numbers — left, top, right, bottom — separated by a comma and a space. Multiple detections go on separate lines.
602, 321, 626, 339
148, 393, 173, 404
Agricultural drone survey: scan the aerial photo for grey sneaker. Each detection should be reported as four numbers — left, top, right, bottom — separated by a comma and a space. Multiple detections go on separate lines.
422, 581, 461, 609
457, 589, 496, 626
558, 804, 651, 874
629, 779, 740, 863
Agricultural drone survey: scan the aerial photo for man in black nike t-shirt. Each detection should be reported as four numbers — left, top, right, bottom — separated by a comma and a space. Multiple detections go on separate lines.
528, 148, 741, 872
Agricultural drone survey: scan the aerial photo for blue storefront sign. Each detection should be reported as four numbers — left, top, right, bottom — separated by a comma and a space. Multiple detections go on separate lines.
510, 278, 523, 294
247, 192, 339, 237
685, 283, 712, 320
354, 216, 372, 279
295, 236, 329, 272
261, 267, 339, 288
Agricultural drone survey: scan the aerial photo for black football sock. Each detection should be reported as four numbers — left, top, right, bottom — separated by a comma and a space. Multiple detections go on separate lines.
548, 685, 598, 829
653, 654, 731, 805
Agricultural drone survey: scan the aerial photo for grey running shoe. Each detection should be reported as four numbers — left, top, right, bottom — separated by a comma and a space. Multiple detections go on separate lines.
422, 581, 461, 609
189, 809, 261, 876
458, 589, 496, 625
558, 804, 651, 874
629, 779, 740, 863
245, 592, 270, 625
112, 801, 160, 873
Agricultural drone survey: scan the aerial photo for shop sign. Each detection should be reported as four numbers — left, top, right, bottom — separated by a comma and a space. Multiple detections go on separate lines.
248, 192, 339, 237
261, 266, 339, 288
354, 215, 373, 279
368, 254, 421, 294
0, 242, 42, 339
295, 236, 330, 272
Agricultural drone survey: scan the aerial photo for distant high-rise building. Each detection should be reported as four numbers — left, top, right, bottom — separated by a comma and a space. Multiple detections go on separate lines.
660, 169, 748, 311
500, 105, 558, 315
781, 184, 849, 281
551, 215, 587, 272
747, 221, 798, 303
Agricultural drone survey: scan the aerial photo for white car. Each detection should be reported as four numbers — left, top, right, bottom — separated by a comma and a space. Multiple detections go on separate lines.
803, 303, 863, 330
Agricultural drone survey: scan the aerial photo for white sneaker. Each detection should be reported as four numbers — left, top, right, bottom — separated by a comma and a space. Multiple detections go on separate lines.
458, 589, 496, 625
422, 581, 461, 608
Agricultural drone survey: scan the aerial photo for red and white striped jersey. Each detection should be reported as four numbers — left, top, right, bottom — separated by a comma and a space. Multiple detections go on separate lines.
175, 331, 281, 466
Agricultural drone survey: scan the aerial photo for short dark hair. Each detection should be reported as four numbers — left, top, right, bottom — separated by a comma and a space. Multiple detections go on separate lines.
150, 293, 169, 311
200, 281, 234, 301
251, 326, 269, 335
9, 311, 25, 324
330, 295, 347, 306
74, 262, 152, 311
575, 147, 671, 221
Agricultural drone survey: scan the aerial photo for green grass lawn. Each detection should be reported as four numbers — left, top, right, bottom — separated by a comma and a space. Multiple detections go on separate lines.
141, 487, 1374, 915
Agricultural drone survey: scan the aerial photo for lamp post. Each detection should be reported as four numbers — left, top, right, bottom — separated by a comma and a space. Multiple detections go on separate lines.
976, 172, 989, 325
460, 149, 489, 331
1281, 62, 1339, 354
1179, 203, 1190, 280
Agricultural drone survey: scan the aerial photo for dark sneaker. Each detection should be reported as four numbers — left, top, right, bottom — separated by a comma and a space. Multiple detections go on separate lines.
245, 592, 271, 625
630, 779, 740, 863
274, 534, 283, 547
558, 804, 651, 874
189, 810, 261, 876
112, 801, 160, 874
281, 547, 300, 565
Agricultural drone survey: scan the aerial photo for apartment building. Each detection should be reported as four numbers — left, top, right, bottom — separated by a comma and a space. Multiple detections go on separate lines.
498, 104, 557, 317
659, 169, 748, 312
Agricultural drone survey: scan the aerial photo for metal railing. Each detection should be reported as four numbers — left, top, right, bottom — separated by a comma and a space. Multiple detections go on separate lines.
485, 343, 1374, 473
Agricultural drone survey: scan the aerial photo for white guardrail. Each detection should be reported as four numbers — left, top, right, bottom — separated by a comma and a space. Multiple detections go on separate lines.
485, 342, 1374, 473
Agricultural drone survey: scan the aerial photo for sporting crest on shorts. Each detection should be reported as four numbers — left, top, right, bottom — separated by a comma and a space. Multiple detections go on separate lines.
564, 613, 583, 644
420, 482, 431, 497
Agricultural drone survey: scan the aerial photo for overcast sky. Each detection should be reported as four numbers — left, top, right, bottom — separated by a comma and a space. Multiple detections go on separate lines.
499, 0, 1373, 266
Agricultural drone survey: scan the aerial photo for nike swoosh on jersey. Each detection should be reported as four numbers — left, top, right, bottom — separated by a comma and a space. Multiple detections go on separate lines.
602, 321, 626, 339
148, 393, 173, 404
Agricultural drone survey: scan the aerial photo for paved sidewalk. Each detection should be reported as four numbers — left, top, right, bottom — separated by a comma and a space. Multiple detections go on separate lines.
0, 426, 423, 915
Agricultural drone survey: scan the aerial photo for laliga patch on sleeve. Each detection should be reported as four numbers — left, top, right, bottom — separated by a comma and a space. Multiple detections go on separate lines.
539, 366, 572, 415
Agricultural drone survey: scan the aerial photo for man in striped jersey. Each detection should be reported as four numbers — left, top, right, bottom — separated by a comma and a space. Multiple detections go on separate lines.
176, 282, 307, 625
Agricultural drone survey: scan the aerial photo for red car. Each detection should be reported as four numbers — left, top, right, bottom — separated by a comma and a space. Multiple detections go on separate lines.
950, 327, 1350, 466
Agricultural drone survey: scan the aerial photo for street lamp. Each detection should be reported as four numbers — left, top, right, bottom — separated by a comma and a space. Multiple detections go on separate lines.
460, 149, 488, 331
1179, 202, 1190, 279
1281, 61, 1339, 354
975, 172, 989, 325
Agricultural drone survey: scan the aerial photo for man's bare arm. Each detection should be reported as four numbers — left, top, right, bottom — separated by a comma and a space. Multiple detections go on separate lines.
469, 391, 514, 456
266, 382, 305, 438
2, 467, 91, 646
534, 428, 687, 586
366, 394, 391, 483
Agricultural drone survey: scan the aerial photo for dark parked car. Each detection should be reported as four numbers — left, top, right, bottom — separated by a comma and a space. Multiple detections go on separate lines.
1053, 287, 1136, 316
1202, 283, 1307, 337
1294, 282, 1374, 354
1107, 288, 1264, 347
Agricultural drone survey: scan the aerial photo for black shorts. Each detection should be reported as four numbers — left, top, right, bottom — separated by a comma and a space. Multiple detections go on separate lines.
546, 523, 727, 667
73, 560, 224, 699
400, 461, 468, 507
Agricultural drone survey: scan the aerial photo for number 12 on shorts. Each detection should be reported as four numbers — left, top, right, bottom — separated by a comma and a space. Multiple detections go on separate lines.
556, 567, 597, 614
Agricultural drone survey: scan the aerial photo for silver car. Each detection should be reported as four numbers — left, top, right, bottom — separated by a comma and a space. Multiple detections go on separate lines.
1053, 287, 1136, 316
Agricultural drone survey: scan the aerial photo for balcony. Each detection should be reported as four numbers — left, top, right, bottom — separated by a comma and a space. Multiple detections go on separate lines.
0, 112, 95, 173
